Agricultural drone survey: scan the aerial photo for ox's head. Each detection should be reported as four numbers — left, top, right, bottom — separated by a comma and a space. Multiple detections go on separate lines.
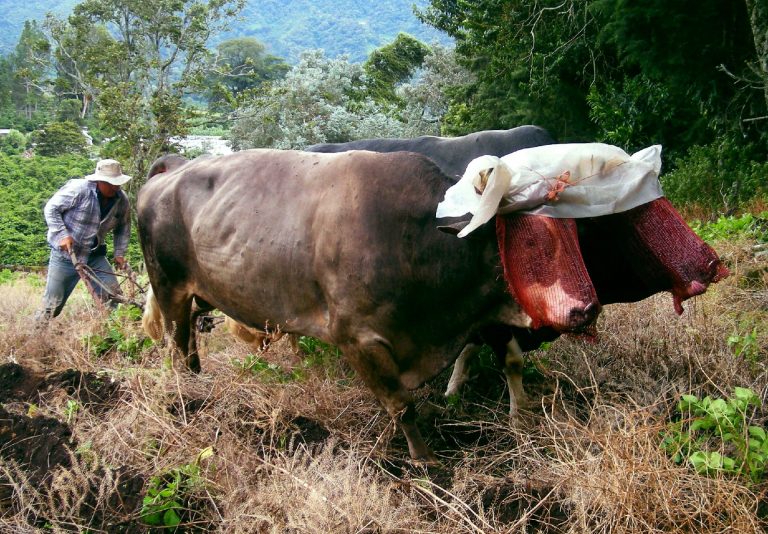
496, 214, 601, 332
579, 197, 729, 314
146, 154, 189, 181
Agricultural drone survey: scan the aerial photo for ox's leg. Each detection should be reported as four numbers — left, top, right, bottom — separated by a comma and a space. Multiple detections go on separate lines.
502, 337, 527, 417
157, 290, 199, 373
445, 343, 481, 397
186, 298, 214, 373
341, 335, 436, 463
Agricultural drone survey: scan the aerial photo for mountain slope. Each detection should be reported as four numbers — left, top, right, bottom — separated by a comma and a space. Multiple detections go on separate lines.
0, 0, 450, 62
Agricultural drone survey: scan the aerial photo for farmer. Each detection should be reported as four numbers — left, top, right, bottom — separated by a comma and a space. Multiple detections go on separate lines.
35, 159, 132, 321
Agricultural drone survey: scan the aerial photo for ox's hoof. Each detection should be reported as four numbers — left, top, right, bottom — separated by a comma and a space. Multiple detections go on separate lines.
409, 452, 440, 467
186, 357, 202, 374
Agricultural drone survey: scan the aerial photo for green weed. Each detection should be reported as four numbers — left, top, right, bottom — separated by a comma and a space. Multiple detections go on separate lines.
661, 387, 768, 482
141, 447, 213, 528
232, 353, 302, 382
727, 325, 760, 363
0, 268, 15, 285
690, 212, 768, 244
84, 304, 153, 361
64, 399, 80, 424
298, 336, 341, 365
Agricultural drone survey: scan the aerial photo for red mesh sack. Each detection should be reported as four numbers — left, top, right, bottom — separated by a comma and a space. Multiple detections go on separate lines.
496, 214, 599, 331
578, 197, 729, 314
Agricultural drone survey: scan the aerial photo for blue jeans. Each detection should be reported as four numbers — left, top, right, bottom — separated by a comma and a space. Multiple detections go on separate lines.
36, 249, 120, 320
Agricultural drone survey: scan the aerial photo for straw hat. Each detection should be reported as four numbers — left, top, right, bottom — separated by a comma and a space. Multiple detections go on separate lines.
85, 159, 132, 186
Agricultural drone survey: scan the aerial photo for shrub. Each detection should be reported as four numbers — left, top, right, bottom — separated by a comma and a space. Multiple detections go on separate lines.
662, 139, 767, 213
0, 129, 27, 155
29, 121, 88, 157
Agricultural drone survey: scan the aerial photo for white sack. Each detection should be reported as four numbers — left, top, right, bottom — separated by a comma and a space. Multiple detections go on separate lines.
435, 143, 663, 237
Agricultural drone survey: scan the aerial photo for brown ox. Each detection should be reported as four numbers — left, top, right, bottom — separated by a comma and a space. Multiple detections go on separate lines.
137, 149, 599, 461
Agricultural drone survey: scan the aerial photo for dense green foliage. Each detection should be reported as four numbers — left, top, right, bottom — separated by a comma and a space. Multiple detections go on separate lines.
662, 141, 768, 212
0, 153, 144, 267
0, 153, 93, 265
0, 129, 27, 154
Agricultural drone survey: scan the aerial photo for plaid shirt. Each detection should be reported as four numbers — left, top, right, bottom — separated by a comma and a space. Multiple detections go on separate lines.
44, 179, 131, 260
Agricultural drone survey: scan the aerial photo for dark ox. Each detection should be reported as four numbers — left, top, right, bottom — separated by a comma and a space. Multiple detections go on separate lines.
307, 127, 730, 411
137, 149, 599, 461
307, 125, 555, 180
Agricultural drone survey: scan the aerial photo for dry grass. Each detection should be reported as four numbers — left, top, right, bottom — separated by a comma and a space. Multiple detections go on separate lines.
0, 238, 767, 532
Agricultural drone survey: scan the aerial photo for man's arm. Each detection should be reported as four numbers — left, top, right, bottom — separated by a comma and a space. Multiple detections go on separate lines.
44, 181, 81, 252
112, 196, 131, 268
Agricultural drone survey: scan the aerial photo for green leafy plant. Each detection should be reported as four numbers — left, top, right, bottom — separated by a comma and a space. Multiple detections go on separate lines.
298, 336, 354, 383
727, 325, 760, 363
662, 387, 768, 482
232, 353, 302, 382
690, 213, 768, 244
64, 399, 80, 423
141, 447, 213, 528
0, 269, 15, 285
84, 304, 153, 361
298, 336, 341, 365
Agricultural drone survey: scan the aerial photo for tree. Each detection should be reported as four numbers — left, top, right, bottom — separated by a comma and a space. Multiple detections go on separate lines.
590, 0, 762, 153
418, 0, 600, 138
363, 33, 430, 105
10, 21, 51, 122
45, 0, 246, 188
56, 98, 85, 123
419, 0, 765, 147
230, 50, 405, 150
742, 0, 768, 118
396, 44, 475, 136
29, 121, 87, 156
204, 37, 289, 114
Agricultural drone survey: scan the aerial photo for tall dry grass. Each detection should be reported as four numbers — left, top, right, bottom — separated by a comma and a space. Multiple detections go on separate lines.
0, 237, 766, 532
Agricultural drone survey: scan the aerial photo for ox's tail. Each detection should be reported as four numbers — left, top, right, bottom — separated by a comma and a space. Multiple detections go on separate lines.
142, 285, 164, 340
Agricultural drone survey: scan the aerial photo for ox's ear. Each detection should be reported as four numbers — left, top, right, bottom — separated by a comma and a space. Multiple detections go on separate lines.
437, 220, 469, 235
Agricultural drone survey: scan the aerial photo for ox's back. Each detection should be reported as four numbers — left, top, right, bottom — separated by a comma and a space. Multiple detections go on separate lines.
307, 125, 555, 180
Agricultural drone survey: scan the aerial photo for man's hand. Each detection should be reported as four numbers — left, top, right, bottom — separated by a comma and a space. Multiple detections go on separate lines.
114, 256, 127, 270
58, 236, 74, 253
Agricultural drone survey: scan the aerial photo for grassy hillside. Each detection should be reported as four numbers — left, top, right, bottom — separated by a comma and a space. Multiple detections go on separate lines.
222, 0, 449, 62
0, 0, 449, 62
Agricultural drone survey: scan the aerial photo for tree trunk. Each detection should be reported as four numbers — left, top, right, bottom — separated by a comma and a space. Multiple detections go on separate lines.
744, 0, 768, 112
